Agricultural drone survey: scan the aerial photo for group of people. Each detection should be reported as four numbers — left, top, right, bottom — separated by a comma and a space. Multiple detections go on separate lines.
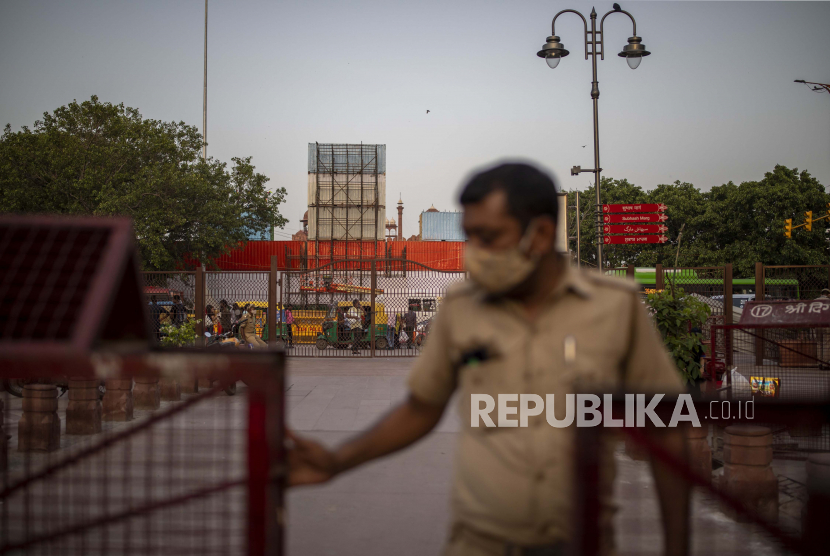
205, 300, 266, 349
385, 308, 419, 351
147, 295, 268, 349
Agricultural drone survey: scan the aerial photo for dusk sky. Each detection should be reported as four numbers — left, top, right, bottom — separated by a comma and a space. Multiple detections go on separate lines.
2, 1, 828, 238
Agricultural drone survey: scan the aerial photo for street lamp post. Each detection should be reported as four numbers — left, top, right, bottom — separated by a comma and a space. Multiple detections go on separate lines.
537, 4, 650, 269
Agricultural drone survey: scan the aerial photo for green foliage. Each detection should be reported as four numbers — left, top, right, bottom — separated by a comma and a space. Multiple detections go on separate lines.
567, 166, 829, 274
0, 96, 288, 269
646, 288, 711, 384
159, 319, 201, 348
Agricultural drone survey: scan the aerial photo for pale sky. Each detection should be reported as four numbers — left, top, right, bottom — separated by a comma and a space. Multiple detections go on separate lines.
2, 1, 828, 239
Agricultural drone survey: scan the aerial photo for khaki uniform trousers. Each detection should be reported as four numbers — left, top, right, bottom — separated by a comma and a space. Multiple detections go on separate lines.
245, 334, 267, 349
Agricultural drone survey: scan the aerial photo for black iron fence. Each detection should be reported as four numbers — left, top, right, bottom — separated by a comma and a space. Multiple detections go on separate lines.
140, 259, 465, 357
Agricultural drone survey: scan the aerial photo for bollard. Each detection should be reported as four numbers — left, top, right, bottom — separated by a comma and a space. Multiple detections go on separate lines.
66, 378, 102, 435
18, 383, 61, 452
0, 399, 6, 471
686, 424, 712, 479
722, 425, 778, 522
103, 379, 134, 422
180, 375, 198, 394
159, 378, 181, 402
133, 377, 160, 410
803, 454, 830, 555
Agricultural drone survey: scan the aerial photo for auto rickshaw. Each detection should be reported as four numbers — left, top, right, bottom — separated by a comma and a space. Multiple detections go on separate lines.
315, 304, 388, 351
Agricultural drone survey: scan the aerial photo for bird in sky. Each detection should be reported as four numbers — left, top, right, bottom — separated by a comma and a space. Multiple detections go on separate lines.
582, 145, 586, 148
426, 110, 430, 114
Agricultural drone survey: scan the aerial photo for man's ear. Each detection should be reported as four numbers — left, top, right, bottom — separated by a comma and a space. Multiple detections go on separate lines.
531, 216, 557, 255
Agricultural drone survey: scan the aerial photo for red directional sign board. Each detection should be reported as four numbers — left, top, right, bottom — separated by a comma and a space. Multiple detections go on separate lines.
602, 203, 667, 213
603, 213, 668, 224
603, 224, 667, 234
603, 235, 669, 245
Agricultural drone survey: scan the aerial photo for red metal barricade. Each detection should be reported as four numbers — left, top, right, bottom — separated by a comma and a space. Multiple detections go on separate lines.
572, 397, 830, 556
0, 351, 284, 555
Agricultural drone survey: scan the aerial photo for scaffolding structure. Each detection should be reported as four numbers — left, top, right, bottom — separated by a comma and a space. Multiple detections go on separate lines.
306, 143, 386, 268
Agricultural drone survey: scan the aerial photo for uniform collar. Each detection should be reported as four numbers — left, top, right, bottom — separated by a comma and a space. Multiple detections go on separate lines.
548, 257, 592, 301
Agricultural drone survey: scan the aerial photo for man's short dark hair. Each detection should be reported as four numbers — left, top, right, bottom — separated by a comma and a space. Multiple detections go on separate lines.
353, 299, 360, 305
174, 295, 181, 302
459, 163, 559, 230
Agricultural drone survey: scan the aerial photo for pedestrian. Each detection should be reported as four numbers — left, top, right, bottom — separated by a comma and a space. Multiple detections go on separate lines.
287, 162, 689, 556
148, 295, 162, 340
204, 305, 215, 334
394, 313, 403, 349
386, 310, 396, 350
350, 299, 371, 354
404, 307, 417, 349
336, 305, 347, 343
219, 299, 232, 333
240, 304, 267, 349
171, 295, 186, 328
285, 306, 295, 348
232, 302, 243, 323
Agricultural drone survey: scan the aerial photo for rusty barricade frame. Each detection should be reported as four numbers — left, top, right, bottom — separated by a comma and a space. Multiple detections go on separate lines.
572, 398, 830, 556
0, 350, 285, 556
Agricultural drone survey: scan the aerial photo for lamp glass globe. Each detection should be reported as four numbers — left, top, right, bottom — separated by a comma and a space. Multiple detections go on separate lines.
626, 56, 642, 70
546, 55, 561, 69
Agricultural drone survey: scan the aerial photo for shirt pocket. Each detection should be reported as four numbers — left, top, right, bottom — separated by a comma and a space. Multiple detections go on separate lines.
457, 359, 512, 433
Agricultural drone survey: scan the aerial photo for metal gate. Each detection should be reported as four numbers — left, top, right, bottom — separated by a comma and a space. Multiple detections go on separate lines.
0, 352, 284, 555
279, 258, 466, 357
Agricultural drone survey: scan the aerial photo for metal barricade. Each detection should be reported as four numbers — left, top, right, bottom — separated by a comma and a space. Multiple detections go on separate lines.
0, 351, 284, 555
572, 398, 830, 556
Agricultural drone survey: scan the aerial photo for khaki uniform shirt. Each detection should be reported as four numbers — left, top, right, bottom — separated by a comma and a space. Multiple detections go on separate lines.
408, 263, 683, 548
240, 314, 258, 341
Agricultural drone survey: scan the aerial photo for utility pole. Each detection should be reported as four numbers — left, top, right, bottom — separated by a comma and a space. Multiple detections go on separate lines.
202, 0, 208, 161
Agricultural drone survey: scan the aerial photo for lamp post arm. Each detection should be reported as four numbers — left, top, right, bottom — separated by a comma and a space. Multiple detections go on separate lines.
551, 9, 589, 60
599, 8, 638, 60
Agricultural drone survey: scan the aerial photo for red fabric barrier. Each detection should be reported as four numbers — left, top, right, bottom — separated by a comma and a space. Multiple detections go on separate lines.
212, 241, 465, 271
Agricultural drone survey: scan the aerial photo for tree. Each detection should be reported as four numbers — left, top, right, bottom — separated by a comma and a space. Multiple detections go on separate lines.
565, 165, 828, 275
0, 96, 288, 269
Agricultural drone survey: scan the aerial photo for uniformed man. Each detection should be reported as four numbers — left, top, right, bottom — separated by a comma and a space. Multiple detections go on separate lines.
240, 304, 266, 349
288, 163, 690, 555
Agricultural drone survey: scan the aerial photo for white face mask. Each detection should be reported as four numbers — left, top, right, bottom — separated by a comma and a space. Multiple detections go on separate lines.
464, 221, 541, 295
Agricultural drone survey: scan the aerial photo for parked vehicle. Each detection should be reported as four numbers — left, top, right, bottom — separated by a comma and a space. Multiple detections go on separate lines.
315, 304, 388, 351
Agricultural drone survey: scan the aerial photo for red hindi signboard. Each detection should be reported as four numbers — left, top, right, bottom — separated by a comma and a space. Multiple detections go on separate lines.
603, 224, 667, 234
603, 213, 668, 224
603, 235, 668, 245
602, 203, 667, 213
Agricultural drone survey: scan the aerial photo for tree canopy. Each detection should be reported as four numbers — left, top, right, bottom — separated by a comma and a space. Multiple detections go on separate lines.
0, 96, 287, 269
567, 165, 829, 277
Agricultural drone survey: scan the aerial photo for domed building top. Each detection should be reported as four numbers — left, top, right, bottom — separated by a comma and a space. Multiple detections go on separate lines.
426, 205, 439, 213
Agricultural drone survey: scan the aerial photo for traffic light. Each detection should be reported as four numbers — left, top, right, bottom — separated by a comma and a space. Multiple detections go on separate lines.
785, 218, 793, 239
805, 211, 813, 232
